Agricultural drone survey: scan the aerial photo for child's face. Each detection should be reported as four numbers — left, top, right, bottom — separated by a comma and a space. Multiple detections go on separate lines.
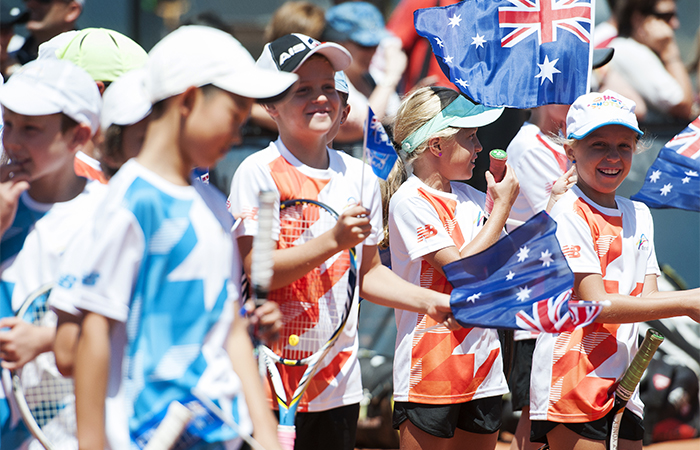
182, 88, 254, 169
567, 124, 636, 206
1, 109, 76, 182
274, 57, 339, 139
436, 127, 482, 181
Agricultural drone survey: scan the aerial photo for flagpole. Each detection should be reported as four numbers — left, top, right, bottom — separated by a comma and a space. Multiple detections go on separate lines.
359, 107, 370, 207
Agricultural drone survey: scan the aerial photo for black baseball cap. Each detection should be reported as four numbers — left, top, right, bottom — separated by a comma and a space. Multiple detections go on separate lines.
256, 33, 351, 74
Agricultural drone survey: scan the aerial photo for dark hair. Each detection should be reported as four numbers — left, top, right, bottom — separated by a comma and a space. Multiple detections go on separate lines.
615, 0, 659, 37
101, 123, 125, 179
60, 114, 80, 133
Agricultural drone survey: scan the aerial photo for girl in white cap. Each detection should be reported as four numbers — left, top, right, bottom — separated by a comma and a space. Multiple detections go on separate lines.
529, 90, 700, 450
383, 86, 519, 450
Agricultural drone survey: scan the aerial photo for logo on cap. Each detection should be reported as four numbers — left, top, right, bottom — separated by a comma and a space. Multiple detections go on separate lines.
588, 94, 625, 110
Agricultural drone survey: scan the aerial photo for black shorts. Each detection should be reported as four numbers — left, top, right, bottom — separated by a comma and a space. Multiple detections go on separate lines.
508, 339, 536, 411
530, 408, 644, 443
393, 396, 502, 439
275, 403, 359, 450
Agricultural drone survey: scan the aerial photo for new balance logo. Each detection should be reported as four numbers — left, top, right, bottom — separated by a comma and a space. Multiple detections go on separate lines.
562, 245, 581, 258
417, 224, 438, 242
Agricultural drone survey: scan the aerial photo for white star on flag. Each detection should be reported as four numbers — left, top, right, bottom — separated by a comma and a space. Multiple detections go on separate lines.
539, 249, 554, 267
517, 246, 530, 262
467, 292, 481, 303
683, 177, 691, 184
448, 13, 462, 28
471, 33, 486, 48
444, 55, 453, 64
506, 271, 515, 281
516, 285, 532, 302
650, 170, 661, 182
686, 170, 699, 177
660, 183, 673, 196
534, 55, 561, 85
435, 37, 444, 48
455, 78, 469, 88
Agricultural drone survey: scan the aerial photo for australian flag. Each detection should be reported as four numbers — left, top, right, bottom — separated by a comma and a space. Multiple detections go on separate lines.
443, 211, 603, 332
364, 106, 398, 180
414, 0, 593, 108
631, 116, 700, 212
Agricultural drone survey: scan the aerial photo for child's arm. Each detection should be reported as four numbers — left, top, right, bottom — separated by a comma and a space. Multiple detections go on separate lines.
359, 244, 459, 328
0, 318, 54, 369
238, 204, 372, 290
53, 310, 82, 376
74, 311, 111, 450
575, 272, 700, 323
226, 306, 283, 450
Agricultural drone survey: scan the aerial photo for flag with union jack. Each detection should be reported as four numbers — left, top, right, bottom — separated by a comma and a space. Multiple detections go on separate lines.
414, 0, 594, 108
443, 211, 604, 332
631, 116, 700, 212
363, 106, 398, 180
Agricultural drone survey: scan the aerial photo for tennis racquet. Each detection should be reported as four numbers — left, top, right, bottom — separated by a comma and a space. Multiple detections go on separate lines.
10, 283, 76, 450
608, 328, 664, 450
258, 198, 357, 450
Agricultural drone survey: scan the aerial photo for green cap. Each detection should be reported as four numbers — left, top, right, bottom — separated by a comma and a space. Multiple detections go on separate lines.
490, 149, 507, 160
57, 28, 148, 83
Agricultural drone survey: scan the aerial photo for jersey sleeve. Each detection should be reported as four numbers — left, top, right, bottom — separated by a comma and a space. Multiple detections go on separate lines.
513, 146, 564, 214
640, 203, 661, 277
49, 208, 144, 323
228, 156, 281, 240
554, 211, 602, 275
391, 194, 458, 261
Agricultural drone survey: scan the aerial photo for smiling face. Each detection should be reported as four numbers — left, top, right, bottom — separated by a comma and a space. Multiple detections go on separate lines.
566, 124, 637, 208
271, 55, 339, 141
436, 127, 483, 181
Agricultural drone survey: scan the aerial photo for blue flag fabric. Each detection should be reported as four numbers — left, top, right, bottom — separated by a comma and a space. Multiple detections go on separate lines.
631, 117, 700, 212
414, 0, 593, 108
443, 211, 603, 332
364, 106, 398, 180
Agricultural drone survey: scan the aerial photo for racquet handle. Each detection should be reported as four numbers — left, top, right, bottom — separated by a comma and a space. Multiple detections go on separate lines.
278, 424, 296, 450
252, 191, 276, 305
615, 328, 664, 403
485, 149, 508, 214
143, 401, 193, 450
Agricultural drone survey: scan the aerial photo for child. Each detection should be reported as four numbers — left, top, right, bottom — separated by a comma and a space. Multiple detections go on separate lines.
47, 25, 298, 450
529, 90, 700, 450
229, 33, 456, 450
0, 58, 103, 447
384, 86, 519, 450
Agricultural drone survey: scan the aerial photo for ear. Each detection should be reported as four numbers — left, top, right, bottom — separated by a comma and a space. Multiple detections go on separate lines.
65, 1, 82, 23
263, 103, 279, 119
340, 104, 351, 125
180, 86, 199, 118
95, 81, 106, 96
426, 136, 442, 157
564, 143, 576, 162
67, 124, 92, 152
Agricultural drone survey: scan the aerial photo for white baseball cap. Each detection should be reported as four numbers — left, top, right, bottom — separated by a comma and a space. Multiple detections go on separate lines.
101, 68, 151, 131
0, 58, 101, 135
146, 25, 299, 104
566, 90, 643, 139
257, 33, 352, 74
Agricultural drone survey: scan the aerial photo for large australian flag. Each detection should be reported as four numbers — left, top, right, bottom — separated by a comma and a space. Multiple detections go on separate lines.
414, 0, 594, 108
443, 212, 603, 333
631, 116, 700, 212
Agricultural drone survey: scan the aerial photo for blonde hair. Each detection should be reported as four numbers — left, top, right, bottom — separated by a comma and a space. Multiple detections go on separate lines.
264, 1, 326, 42
379, 86, 463, 248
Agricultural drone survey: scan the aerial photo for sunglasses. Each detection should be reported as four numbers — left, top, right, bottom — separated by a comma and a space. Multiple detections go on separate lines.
650, 11, 677, 23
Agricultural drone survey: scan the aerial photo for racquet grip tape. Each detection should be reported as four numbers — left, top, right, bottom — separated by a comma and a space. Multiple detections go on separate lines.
489, 149, 507, 182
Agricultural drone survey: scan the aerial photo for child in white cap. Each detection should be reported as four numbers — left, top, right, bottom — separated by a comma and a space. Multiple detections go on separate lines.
383, 86, 519, 450
529, 90, 700, 450
48, 25, 297, 450
229, 33, 457, 450
0, 57, 104, 448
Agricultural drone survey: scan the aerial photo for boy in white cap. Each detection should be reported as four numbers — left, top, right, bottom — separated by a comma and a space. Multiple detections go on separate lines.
0, 57, 103, 448
48, 25, 297, 450
529, 90, 700, 450
229, 33, 456, 450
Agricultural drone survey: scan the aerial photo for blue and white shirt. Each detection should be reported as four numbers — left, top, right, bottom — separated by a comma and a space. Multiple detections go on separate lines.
50, 160, 250, 449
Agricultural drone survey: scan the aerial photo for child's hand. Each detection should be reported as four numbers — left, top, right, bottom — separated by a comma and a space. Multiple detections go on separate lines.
485, 163, 519, 209
0, 317, 53, 370
546, 165, 577, 213
332, 204, 372, 251
426, 293, 462, 331
247, 300, 283, 345
0, 163, 30, 237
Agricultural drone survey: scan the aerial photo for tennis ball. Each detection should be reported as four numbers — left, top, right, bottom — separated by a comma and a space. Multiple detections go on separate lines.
289, 334, 300, 346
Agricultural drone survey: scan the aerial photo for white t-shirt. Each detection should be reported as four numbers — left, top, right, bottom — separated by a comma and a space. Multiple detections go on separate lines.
50, 160, 250, 448
388, 176, 508, 404
0, 181, 107, 449
609, 37, 684, 115
228, 139, 382, 413
530, 186, 660, 423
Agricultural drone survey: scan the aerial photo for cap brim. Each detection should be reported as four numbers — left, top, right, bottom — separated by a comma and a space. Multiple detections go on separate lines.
0, 78, 63, 116
302, 42, 352, 72
568, 120, 643, 139
214, 67, 298, 100
592, 48, 614, 70
451, 106, 505, 128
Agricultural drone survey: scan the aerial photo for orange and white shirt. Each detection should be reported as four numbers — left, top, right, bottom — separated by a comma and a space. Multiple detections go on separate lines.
74, 151, 108, 184
388, 176, 508, 404
530, 186, 660, 423
227, 139, 382, 413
